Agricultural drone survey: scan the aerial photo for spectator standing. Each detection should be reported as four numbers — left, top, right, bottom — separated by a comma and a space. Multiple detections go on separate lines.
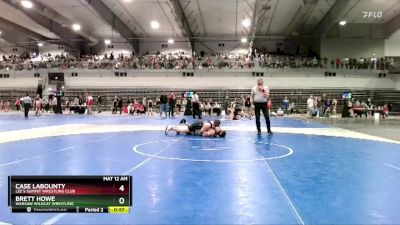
192, 91, 201, 119
97, 96, 102, 113
86, 93, 94, 115
112, 96, 118, 114
316, 96, 322, 117
142, 97, 147, 113
332, 98, 337, 115
176, 99, 182, 114
34, 94, 42, 116
307, 95, 314, 119
22, 93, 32, 118
223, 96, 230, 116
168, 92, 176, 117
244, 96, 253, 118
283, 96, 289, 115
117, 97, 123, 114
290, 101, 295, 114
147, 99, 153, 116
15, 97, 21, 111
251, 79, 272, 135
43, 98, 49, 113
160, 93, 168, 117
51, 96, 57, 113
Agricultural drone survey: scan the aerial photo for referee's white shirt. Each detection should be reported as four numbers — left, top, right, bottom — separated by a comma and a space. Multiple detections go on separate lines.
251, 85, 269, 103
192, 94, 199, 103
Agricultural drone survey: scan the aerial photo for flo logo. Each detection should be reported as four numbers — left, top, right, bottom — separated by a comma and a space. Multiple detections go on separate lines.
363, 11, 383, 18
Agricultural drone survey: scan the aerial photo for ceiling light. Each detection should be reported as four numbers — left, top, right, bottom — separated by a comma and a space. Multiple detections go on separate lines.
242, 18, 251, 27
72, 24, 81, 31
339, 20, 347, 26
0, 31, 2, 35
123, 0, 133, 2
168, 39, 174, 44
241, 38, 248, 43
104, 39, 111, 45
21, 0, 33, 8
150, 20, 160, 29
37, 43, 43, 47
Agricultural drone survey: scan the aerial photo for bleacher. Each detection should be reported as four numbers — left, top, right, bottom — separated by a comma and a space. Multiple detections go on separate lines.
0, 88, 37, 103
1, 86, 397, 115
63, 88, 400, 115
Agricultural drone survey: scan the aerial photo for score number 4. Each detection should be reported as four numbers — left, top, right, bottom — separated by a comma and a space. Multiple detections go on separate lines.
363, 11, 383, 18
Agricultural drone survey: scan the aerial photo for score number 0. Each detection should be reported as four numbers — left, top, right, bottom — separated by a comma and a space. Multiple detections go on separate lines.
118, 185, 125, 205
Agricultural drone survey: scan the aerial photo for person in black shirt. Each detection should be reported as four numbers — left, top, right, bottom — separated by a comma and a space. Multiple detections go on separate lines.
117, 97, 123, 114
112, 96, 118, 114
97, 96, 102, 113
168, 92, 176, 117
159, 93, 168, 117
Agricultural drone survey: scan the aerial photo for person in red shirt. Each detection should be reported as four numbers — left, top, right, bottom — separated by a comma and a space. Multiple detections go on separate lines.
86, 92, 94, 115
15, 97, 21, 111
34, 95, 42, 116
382, 104, 389, 118
267, 99, 272, 110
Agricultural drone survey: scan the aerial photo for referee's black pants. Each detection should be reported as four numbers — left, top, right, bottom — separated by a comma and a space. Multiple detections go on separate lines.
192, 102, 201, 119
254, 102, 271, 132
24, 103, 30, 118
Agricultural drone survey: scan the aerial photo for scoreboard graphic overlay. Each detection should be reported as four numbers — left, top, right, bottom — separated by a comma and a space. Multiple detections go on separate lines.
8, 176, 132, 213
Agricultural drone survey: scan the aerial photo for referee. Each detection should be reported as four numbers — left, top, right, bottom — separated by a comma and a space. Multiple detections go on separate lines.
192, 91, 201, 119
251, 79, 272, 135
22, 93, 32, 118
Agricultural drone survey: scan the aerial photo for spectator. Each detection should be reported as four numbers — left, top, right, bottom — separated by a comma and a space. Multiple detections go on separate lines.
112, 96, 118, 114
34, 94, 42, 116
160, 92, 168, 117
289, 101, 295, 114
117, 96, 123, 114
147, 99, 154, 116
15, 97, 21, 111
168, 92, 176, 117
51, 96, 57, 113
307, 95, 314, 119
86, 93, 94, 115
283, 96, 289, 115
244, 96, 253, 118
223, 96, 230, 116
204, 101, 212, 116
97, 96, 103, 113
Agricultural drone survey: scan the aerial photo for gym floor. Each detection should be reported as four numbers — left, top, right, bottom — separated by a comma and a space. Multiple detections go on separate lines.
0, 114, 399, 225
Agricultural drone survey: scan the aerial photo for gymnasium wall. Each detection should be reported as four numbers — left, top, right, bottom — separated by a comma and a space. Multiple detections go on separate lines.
63, 75, 395, 90
38, 44, 74, 57
0, 78, 40, 88
385, 30, 400, 57
193, 40, 248, 55
392, 75, 400, 90
139, 39, 192, 55
91, 42, 134, 57
320, 38, 385, 58
0, 46, 28, 58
